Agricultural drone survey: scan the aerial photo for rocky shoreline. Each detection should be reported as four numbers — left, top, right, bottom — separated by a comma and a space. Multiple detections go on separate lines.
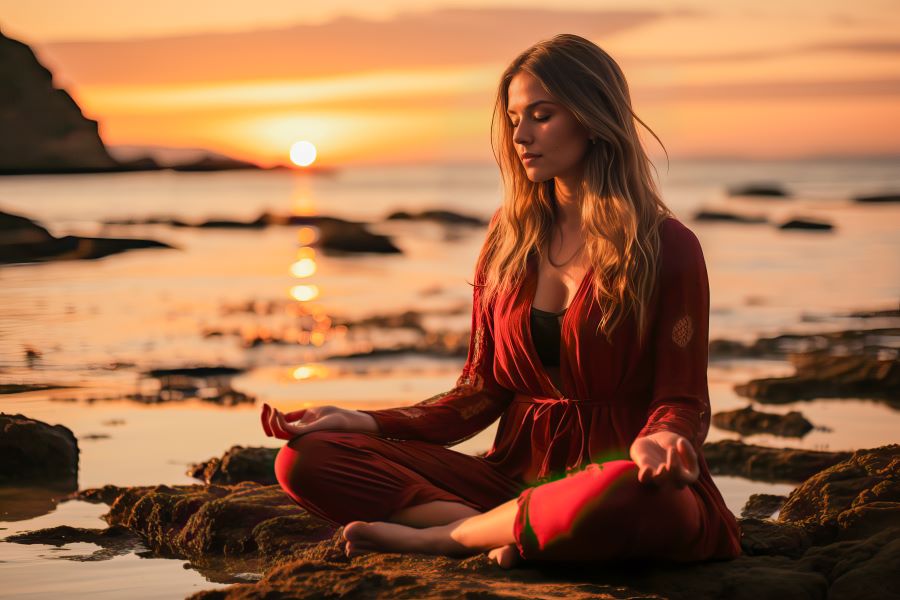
2, 313, 898, 598
4, 444, 888, 599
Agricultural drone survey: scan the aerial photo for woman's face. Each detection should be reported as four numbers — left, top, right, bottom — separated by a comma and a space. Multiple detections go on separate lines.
506, 71, 592, 183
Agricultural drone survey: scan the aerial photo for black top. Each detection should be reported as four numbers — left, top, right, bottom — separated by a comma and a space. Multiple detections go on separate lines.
529, 306, 565, 367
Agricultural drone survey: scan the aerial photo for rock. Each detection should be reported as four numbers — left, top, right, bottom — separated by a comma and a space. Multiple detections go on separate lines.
3, 524, 143, 561
132, 366, 255, 405
845, 308, 900, 319
734, 350, 900, 407
385, 210, 487, 226
741, 494, 788, 519
81, 446, 900, 600
779, 219, 834, 231
710, 327, 900, 361
311, 220, 401, 255
854, 193, 900, 203
0, 210, 173, 264
189, 446, 278, 485
0, 28, 119, 173
728, 183, 790, 198
702, 439, 851, 482
80, 482, 335, 565
147, 366, 246, 378
737, 517, 811, 558
778, 444, 900, 544
0, 211, 54, 244
694, 210, 768, 224
171, 156, 261, 171
0, 383, 70, 394
0, 413, 79, 487
712, 406, 814, 437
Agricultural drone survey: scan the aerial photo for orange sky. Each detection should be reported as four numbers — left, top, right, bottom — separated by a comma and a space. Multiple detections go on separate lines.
2, 1, 899, 167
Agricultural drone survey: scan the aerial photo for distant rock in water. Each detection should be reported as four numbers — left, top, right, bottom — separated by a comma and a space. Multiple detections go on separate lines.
703, 439, 851, 482
280, 215, 401, 254
694, 210, 768, 224
386, 210, 487, 226
170, 155, 261, 171
734, 350, 900, 407
189, 446, 278, 485
0, 210, 173, 264
0, 413, 79, 487
0, 28, 119, 173
728, 183, 790, 198
712, 405, 814, 437
135, 365, 254, 405
103, 212, 402, 254
779, 218, 834, 231
854, 193, 900, 204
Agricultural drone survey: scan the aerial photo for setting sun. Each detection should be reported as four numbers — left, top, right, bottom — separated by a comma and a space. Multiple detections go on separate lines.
290, 140, 317, 167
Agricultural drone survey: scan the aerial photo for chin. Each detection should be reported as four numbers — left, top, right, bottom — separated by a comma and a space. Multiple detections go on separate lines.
524, 167, 551, 183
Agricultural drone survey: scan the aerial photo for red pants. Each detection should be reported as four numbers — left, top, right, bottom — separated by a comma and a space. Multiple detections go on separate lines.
275, 431, 703, 562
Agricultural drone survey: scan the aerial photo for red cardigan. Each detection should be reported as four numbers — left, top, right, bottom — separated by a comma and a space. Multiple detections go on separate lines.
360, 216, 742, 560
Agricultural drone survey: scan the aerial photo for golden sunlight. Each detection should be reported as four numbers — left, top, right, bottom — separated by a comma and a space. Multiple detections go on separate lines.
290, 284, 320, 302
290, 140, 317, 167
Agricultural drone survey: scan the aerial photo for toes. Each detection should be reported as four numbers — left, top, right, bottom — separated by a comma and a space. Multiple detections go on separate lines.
488, 544, 521, 569
342, 521, 368, 542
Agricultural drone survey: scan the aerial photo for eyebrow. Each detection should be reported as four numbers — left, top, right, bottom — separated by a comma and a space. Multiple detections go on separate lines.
506, 100, 556, 116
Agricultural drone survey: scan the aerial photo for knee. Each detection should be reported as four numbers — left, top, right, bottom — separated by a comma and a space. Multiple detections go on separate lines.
579, 460, 643, 506
274, 430, 374, 494
274, 430, 340, 492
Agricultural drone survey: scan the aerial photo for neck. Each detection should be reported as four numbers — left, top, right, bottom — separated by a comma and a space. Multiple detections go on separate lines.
553, 173, 583, 227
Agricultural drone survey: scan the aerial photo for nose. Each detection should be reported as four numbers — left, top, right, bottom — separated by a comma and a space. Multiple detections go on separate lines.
512, 121, 532, 147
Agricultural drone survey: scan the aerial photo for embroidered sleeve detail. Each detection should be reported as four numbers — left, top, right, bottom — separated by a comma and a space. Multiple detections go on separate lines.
671, 314, 694, 348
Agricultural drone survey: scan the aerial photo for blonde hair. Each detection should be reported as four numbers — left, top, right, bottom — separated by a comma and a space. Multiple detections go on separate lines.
478, 33, 673, 344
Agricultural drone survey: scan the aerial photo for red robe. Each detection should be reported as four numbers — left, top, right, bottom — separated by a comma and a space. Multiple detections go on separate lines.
359, 216, 742, 560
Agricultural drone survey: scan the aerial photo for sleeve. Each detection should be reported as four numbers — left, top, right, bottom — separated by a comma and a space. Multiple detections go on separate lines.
635, 224, 711, 451
357, 214, 514, 447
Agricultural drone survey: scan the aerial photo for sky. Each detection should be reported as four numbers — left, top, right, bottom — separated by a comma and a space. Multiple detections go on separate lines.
2, 0, 899, 167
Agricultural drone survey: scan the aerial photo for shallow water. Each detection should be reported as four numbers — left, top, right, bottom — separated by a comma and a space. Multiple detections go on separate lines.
1, 159, 899, 597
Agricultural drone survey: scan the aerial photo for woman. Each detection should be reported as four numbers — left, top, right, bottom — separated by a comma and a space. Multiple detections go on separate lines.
261, 33, 742, 568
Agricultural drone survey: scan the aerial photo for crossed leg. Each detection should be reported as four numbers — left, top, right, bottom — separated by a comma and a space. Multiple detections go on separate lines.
273, 430, 526, 565
344, 459, 703, 567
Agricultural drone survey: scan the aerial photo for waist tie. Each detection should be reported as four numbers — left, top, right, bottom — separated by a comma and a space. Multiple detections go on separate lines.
513, 395, 607, 482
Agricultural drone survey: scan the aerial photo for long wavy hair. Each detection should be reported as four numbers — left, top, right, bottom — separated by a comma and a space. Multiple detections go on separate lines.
477, 33, 674, 344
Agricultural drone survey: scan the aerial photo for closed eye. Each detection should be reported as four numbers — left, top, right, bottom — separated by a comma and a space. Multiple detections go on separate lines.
510, 115, 550, 127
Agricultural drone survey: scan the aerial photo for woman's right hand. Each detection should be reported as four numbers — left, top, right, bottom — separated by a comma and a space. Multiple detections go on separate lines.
261, 403, 379, 440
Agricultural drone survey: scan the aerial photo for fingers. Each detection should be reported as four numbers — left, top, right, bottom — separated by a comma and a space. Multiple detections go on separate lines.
676, 438, 700, 485
271, 410, 296, 440
283, 409, 308, 422
262, 403, 319, 441
261, 403, 273, 437
637, 441, 689, 489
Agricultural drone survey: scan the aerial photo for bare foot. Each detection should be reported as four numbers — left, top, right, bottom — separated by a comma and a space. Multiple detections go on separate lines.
487, 543, 522, 569
342, 520, 470, 558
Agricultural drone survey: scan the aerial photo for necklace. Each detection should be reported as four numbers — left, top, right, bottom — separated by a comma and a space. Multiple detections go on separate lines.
547, 223, 585, 268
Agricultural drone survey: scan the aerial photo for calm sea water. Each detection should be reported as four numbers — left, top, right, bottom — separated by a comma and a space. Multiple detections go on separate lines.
1, 159, 898, 598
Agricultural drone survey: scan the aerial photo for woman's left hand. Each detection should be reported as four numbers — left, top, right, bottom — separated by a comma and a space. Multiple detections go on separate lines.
629, 431, 699, 488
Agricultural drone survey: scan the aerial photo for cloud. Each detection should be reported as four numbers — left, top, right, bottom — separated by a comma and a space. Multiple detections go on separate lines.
626, 39, 900, 65
34, 7, 670, 86
638, 77, 900, 102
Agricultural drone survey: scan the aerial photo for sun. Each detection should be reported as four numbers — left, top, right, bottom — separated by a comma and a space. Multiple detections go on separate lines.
290, 140, 317, 167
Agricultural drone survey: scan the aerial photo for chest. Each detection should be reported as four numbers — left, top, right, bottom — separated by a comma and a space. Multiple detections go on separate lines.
532, 252, 591, 314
